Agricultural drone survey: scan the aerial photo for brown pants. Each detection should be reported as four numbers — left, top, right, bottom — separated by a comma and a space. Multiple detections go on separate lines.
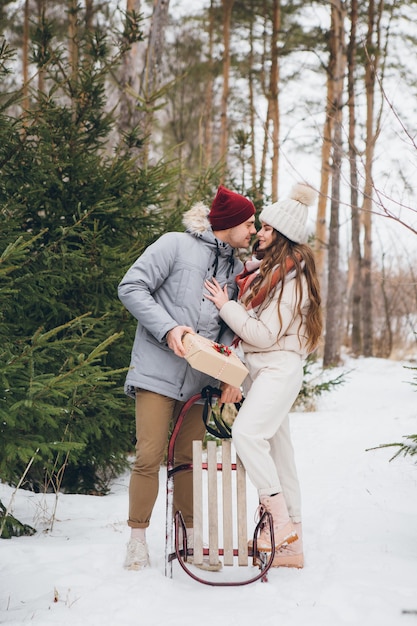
128, 389, 206, 529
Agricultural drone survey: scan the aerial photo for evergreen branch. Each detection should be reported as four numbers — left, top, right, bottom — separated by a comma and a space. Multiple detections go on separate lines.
366, 435, 417, 462
0, 449, 39, 538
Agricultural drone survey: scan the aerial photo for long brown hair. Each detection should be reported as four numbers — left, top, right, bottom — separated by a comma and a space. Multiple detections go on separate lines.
243, 231, 323, 353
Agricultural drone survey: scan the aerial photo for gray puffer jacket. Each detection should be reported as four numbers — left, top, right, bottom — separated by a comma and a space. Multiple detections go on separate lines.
118, 202, 244, 401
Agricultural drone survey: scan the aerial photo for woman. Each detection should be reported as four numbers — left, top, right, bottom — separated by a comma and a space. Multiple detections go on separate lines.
205, 183, 322, 569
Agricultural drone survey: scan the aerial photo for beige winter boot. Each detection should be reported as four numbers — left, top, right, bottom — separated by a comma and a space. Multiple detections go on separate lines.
272, 522, 304, 568
255, 493, 298, 552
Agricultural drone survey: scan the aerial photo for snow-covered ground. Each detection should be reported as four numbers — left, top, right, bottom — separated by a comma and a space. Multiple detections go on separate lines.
1, 355, 416, 626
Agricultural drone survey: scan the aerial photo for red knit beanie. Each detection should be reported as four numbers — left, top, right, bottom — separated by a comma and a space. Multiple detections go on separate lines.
208, 185, 255, 231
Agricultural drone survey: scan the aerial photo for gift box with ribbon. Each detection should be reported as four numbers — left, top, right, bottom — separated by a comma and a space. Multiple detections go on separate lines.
182, 333, 249, 387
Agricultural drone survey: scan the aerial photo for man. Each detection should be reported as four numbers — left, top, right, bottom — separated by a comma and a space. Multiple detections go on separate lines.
118, 185, 256, 570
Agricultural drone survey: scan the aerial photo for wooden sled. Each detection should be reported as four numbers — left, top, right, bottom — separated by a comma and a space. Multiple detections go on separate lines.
165, 387, 275, 586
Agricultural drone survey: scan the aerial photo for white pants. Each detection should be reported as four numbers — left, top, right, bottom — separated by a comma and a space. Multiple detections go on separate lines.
232, 350, 303, 523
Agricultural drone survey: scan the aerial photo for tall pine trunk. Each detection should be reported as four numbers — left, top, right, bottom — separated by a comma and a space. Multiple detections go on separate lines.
118, 0, 142, 140
248, 0, 257, 195
259, 1, 272, 198
140, 0, 170, 166
315, 53, 334, 295
269, 0, 280, 201
347, 0, 362, 355
36, 0, 46, 94
316, 0, 337, 345
203, 0, 215, 169
22, 0, 30, 117
219, 0, 235, 181
85, 0, 94, 31
68, 0, 79, 85
361, 0, 380, 357
323, 0, 347, 368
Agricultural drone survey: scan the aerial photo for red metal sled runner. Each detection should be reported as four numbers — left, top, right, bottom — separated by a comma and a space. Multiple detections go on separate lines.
165, 388, 276, 586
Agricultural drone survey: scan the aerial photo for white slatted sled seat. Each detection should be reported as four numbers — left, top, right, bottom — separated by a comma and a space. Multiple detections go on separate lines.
165, 388, 275, 586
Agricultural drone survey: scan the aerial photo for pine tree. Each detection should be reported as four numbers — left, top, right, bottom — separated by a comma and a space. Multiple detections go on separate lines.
0, 11, 177, 496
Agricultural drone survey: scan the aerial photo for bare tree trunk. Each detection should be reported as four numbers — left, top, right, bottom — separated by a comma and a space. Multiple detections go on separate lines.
140, 0, 170, 165
323, 0, 347, 368
22, 0, 30, 117
260, 100, 271, 198
248, 0, 257, 194
378, 253, 393, 357
361, 0, 381, 357
259, 4, 271, 198
269, 0, 280, 202
324, 119, 343, 367
85, 0, 94, 31
36, 0, 45, 93
143, 0, 170, 96
203, 0, 214, 169
347, 0, 362, 356
315, 26, 334, 292
219, 0, 235, 181
82, 0, 96, 71
315, 102, 332, 294
68, 0, 79, 84
118, 0, 142, 137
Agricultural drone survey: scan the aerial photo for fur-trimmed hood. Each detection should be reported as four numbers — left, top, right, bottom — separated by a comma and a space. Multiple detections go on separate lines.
182, 201, 211, 235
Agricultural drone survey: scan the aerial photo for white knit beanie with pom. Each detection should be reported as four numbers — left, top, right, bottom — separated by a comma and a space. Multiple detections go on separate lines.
259, 183, 317, 243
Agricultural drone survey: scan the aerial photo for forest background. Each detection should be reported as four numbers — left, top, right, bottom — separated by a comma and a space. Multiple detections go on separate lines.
0, 0, 416, 533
